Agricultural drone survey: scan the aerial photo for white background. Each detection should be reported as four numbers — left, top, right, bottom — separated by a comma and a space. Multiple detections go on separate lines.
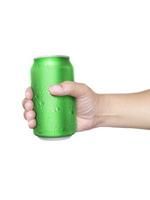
0, 0, 150, 199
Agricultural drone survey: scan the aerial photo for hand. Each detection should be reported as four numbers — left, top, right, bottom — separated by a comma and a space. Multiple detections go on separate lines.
22, 81, 100, 131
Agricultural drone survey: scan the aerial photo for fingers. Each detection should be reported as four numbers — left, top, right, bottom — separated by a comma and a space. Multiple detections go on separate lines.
22, 87, 33, 108
28, 119, 36, 128
24, 110, 36, 121
24, 110, 36, 120
49, 81, 90, 98
23, 87, 36, 129
24, 110, 36, 128
22, 99, 34, 111
25, 87, 33, 100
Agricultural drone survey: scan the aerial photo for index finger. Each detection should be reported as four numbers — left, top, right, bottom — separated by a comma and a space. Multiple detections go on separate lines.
25, 87, 33, 100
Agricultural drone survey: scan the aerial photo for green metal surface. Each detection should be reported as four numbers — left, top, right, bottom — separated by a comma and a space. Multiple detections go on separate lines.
31, 56, 76, 138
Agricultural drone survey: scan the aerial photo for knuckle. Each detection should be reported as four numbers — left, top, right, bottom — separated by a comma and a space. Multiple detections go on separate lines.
62, 80, 72, 85
80, 83, 89, 91
22, 99, 25, 107
80, 83, 92, 94
22, 98, 27, 107
61, 81, 75, 91
81, 83, 87, 88
24, 111, 27, 119
28, 123, 32, 128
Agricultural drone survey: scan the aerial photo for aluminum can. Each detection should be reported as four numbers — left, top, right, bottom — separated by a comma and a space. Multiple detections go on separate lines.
31, 56, 76, 137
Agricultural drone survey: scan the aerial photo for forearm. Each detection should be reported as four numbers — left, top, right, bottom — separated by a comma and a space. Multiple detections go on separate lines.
96, 90, 150, 129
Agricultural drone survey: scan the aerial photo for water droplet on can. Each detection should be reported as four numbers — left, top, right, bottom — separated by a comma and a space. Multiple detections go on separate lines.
55, 107, 60, 112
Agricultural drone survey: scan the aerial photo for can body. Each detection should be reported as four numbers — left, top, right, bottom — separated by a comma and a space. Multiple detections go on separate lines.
31, 56, 76, 138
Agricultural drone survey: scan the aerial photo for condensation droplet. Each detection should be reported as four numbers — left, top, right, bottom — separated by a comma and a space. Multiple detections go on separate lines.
55, 107, 60, 112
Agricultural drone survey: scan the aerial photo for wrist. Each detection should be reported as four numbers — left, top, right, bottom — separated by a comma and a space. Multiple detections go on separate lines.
94, 90, 150, 130
95, 94, 119, 128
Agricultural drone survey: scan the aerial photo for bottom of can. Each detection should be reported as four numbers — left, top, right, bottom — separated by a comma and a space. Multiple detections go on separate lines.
33, 129, 76, 138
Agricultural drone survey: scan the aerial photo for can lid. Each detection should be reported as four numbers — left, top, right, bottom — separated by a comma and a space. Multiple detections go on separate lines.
34, 55, 69, 61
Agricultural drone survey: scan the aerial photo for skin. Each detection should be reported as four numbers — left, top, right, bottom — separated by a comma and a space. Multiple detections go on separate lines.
22, 81, 150, 131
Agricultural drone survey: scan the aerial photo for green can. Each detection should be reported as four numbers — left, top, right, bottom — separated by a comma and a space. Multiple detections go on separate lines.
31, 56, 76, 138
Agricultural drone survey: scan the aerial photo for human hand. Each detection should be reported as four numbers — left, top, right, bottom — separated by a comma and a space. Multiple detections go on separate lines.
22, 81, 100, 131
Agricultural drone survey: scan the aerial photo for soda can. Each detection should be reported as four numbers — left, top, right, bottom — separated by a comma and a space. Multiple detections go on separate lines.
31, 56, 76, 138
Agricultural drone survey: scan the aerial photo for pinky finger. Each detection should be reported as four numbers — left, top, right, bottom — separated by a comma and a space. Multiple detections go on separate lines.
28, 119, 36, 129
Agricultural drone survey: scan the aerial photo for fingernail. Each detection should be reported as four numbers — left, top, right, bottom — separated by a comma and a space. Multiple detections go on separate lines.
49, 85, 63, 93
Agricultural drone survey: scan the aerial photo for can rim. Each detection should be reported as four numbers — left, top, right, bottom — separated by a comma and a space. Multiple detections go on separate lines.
34, 55, 69, 60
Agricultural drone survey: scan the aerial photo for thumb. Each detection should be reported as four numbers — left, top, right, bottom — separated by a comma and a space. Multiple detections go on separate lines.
49, 81, 88, 98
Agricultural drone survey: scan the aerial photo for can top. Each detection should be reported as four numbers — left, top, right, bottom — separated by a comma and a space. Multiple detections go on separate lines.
34, 55, 69, 62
